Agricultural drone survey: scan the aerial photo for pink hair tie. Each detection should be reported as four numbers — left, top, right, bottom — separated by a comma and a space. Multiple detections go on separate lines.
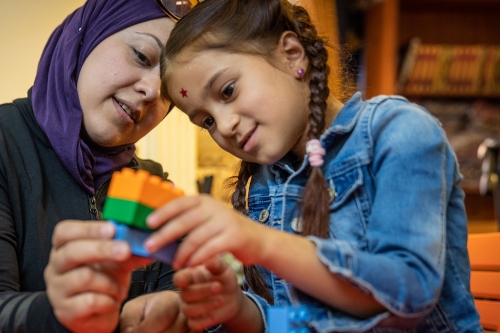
306, 139, 325, 167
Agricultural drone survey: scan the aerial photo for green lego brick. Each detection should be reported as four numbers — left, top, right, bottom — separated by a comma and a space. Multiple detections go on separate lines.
102, 197, 154, 231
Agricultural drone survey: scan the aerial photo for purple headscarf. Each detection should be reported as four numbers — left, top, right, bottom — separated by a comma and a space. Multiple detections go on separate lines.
32, 0, 167, 194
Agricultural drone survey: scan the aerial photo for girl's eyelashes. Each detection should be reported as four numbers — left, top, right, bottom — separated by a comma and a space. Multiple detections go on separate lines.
201, 116, 215, 129
221, 82, 235, 100
133, 48, 152, 67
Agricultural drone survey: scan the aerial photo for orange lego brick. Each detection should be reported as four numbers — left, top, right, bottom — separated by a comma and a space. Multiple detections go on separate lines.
107, 168, 184, 209
140, 173, 185, 208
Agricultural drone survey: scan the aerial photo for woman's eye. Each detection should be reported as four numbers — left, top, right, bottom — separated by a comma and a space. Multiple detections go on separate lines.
133, 49, 151, 66
221, 83, 235, 100
201, 116, 215, 129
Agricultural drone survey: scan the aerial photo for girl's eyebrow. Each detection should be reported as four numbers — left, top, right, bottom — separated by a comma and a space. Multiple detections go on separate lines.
135, 32, 164, 51
204, 68, 229, 94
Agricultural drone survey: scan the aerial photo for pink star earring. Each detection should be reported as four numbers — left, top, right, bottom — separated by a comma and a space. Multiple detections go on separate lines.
297, 68, 305, 78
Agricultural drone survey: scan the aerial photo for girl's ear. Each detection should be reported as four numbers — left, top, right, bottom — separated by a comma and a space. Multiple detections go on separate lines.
277, 31, 309, 79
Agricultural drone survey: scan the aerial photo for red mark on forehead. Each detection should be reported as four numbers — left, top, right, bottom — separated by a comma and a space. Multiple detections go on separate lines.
180, 88, 188, 98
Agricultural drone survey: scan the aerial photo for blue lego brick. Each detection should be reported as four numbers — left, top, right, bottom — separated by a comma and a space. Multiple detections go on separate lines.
111, 220, 178, 263
267, 306, 313, 333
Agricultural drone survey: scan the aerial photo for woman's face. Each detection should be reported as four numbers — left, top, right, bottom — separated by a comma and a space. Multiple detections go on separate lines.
77, 17, 174, 147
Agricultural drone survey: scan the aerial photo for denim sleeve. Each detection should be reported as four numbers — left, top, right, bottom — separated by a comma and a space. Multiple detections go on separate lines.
304, 100, 450, 329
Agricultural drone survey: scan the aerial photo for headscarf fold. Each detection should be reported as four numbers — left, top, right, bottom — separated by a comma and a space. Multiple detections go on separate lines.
32, 0, 167, 194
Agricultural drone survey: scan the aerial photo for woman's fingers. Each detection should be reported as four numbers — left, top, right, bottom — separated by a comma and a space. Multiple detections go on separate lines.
49, 238, 132, 273
52, 220, 115, 248
120, 291, 187, 333
46, 264, 128, 300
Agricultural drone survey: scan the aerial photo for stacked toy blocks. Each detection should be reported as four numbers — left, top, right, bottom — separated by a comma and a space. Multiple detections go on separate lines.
103, 168, 184, 263
267, 306, 313, 333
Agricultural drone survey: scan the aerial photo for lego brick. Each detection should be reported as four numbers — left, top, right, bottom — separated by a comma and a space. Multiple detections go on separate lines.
111, 221, 178, 263
107, 168, 184, 209
107, 168, 152, 202
102, 197, 154, 231
267, 306, 313, 333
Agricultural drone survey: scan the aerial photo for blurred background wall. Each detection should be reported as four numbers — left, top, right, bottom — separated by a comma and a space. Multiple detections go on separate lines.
0, 0, 198, 195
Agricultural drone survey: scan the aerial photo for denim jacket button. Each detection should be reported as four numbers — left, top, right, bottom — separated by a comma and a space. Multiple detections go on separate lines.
291, 217, 303, 233
258, 209, 269, 223
328, 187, 337, 203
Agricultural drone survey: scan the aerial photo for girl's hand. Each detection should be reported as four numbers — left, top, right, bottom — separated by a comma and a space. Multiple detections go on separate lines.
174, 256, 244, 331
44, 220, 151, 333
120, 291, 190, 333
145, 194, 270, 268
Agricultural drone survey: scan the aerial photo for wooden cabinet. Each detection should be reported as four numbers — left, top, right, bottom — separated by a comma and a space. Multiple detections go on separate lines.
364, 0, 500, 98
364, 0, 500, 229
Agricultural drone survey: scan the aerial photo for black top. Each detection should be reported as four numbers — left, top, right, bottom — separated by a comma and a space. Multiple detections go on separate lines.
0, 92, 175, 332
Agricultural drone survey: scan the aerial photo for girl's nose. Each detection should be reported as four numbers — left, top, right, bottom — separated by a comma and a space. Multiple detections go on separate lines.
218, 113, 240, 138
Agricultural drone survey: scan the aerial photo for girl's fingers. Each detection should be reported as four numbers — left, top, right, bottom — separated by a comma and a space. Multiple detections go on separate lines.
179, 281, 222, 303
184, 234, 238, 268
203, 256, 229, 275
147, 195, 203, 229
171, 221, 224, 269
173, 265, 213, 289
180, 294, 225, 320
144, 197, 214, 252
185, 304, 236, 332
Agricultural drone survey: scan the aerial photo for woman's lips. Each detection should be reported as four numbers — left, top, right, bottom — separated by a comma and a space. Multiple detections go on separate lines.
113, 98, 134, 124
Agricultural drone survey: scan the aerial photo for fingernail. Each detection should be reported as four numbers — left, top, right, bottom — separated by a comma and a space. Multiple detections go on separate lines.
100, 223, 115, 238
144, 238, 157, 254
145, 215, 156, 228
112, 242, 128, 258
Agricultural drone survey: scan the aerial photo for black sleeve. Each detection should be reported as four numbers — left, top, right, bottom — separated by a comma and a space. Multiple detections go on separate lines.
125, 261, 177, 303
0, 292, 71, 333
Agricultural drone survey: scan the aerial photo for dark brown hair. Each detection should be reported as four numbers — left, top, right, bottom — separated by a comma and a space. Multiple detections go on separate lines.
162, 0, 331, 304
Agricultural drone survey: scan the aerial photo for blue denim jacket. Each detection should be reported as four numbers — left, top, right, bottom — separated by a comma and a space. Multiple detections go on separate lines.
241, 93, 481, 332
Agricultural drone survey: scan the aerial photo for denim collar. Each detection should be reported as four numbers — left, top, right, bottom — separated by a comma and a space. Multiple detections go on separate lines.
269, 92, 365, 178
320, 92, 364, 149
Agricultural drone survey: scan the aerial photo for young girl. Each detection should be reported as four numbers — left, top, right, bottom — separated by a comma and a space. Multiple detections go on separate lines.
145, 0, 482, 331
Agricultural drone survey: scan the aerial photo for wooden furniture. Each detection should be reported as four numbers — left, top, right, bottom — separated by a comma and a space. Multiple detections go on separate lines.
468, 232, 500, 331
364, 0, 500, 224
364, 0, 500, 98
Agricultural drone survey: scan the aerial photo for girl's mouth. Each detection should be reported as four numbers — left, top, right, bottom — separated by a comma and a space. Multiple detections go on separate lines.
240, 126, 257, 152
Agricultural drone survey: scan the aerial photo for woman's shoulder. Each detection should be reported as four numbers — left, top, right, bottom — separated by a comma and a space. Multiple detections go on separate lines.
0, 96, 32, 130
129, 155, 168, 180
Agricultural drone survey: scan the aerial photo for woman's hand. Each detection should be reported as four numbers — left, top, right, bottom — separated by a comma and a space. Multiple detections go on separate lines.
120, 291, 190, 333
44, 220, 151, 333
144, 194, 271, 269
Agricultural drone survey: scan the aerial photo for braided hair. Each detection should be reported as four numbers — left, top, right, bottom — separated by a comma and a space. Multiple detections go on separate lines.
162, 0, 331, 304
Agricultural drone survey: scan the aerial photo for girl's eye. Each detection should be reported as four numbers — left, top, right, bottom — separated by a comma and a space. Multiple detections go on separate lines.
133, 48, 151, 66
221, 83, 235, 100
201, 116, 215, 129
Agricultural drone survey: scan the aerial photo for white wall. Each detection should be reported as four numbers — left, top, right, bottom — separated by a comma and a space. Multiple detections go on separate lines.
0, 0, 198, 194
0, 0, 86, 103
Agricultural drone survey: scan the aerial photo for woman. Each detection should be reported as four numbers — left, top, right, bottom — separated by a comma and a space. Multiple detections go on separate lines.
0, 0, 193, 332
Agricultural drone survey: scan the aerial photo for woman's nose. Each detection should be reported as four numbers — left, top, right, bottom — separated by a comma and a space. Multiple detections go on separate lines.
135, 70, 161, 103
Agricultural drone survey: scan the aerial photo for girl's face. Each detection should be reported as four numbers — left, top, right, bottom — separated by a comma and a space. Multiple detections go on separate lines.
166, 49, 311, 165
77, 18, 174, 147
